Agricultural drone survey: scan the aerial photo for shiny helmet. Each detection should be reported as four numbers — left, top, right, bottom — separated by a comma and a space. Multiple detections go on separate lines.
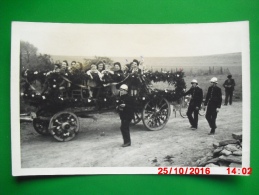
120, 84, 128, 91
191, 79, 198, 84
210, 77, 218, 84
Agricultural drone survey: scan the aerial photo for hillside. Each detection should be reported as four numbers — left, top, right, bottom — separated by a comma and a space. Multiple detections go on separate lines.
51, 52, 241, 68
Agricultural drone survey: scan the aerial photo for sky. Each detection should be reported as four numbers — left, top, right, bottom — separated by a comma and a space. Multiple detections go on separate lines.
13, 21, 249, 57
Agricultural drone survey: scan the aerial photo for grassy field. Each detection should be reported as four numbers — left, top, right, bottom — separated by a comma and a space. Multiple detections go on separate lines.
152, 73, 242, 101
51, 53, 241, 73
185, 74, 242, 100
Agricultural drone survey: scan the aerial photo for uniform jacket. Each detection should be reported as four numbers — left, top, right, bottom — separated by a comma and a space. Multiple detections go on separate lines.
126, 71, 142, 90
184, 86, 203, 108
112, 70, 125, 83
118, 94, 135, 120
204, 85, 222, 108
223, 78, 235, 91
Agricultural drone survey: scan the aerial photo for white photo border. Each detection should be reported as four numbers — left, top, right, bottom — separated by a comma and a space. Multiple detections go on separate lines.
11, 21, 250, 176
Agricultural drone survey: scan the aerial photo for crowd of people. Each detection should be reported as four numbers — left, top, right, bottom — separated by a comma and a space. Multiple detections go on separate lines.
41, 58, 145, 99
41, 58, 147, 147
23, 58, 237, 146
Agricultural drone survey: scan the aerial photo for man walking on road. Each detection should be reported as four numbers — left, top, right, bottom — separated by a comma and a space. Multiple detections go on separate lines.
204, 77, 222, 135
223, 74, 235, 105
183, 79, 203, 130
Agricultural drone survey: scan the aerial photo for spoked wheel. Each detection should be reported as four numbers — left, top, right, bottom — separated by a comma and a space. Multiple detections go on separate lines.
33, 118, 49, 135
130, 110, 142, 125
142, 98, 171, 131
49, 111, 80, 142
32, 108, 53, 135
179, 96, 189, 118
199, 100, 206, 116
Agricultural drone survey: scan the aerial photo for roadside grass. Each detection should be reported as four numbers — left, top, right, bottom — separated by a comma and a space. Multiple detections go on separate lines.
152, 73, 242, 101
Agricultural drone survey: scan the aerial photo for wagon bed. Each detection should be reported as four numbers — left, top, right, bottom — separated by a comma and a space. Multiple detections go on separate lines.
21, 69, 187, 141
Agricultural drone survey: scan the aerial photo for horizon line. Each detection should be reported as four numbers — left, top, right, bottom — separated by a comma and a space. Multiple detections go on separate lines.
49, 52, 241, 59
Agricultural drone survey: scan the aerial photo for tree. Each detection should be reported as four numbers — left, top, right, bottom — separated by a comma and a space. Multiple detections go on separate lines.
220, 66, 223, 74
20, 41, 38, 70
37, 54, 53, 71
20, 41, 54, 72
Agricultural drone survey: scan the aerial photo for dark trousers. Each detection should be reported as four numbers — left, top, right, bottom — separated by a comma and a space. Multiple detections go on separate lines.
225, 90, 233, 105
120, 119, 131, 144
205, 102, 218, 132
187, 104, 199, 128
91, 87, 100, 98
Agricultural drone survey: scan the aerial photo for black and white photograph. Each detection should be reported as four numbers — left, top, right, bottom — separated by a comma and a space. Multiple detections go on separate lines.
11, 22, 250, 176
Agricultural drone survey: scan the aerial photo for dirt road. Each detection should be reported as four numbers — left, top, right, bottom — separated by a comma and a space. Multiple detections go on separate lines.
20, 102, 242, 168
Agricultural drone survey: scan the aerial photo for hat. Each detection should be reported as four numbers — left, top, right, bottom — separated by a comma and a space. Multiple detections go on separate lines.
120, 84, 128, 91
191, 79, 198, 84
210, 77, 218, 83
227, 74, 232, 79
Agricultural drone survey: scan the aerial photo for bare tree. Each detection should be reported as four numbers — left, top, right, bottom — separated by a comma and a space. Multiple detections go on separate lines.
20, 41, 54, 72
20, 41, 38, 69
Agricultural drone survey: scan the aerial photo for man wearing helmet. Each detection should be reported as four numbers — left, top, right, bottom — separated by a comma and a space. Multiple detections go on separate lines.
204, 77, 222, 135
183, 79, 203, 130
117, 84, 135, 147
223, 74, 236, 105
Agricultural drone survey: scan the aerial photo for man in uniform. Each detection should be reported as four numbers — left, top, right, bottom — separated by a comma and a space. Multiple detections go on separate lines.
117, 84, 135, 147
183, 79, 203, 130
204, 77, 222, 135
223, 74, 236, 105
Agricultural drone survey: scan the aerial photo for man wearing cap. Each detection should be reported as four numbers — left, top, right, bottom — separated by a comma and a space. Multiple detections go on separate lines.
204, 77, 222, 135
223, 74, 236, 105
117, 84, 135, 147
183, 79, 203, 130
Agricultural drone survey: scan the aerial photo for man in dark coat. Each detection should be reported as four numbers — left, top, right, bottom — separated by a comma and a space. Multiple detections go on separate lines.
183, 79, 203, 130
117, 84, 135, 147
223, 74, 236, 105
204, 77, 222, 135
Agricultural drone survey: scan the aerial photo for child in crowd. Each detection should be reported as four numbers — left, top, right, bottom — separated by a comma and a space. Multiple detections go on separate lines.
128, 59, 141, 96
86, 64, 103, 98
